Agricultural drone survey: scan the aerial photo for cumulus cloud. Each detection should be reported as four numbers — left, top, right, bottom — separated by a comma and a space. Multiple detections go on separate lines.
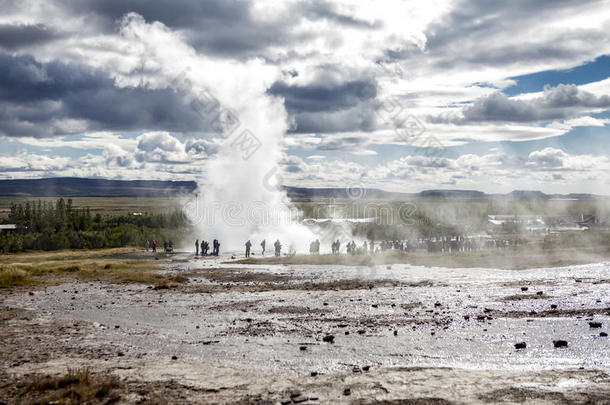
435, 84, 610, 124
0, 0, 609, 193
0, 53, 219, 138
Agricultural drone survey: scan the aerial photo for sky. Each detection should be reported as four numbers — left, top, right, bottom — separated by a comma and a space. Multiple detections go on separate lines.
0, 0, 609, 194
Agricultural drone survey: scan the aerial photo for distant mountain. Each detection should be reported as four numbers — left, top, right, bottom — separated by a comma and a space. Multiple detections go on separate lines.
0, 178, 197, 197
0, 178, 605, 200
418, 189, 485, 198
282, 186, 413, 199
506, 190, 549, 199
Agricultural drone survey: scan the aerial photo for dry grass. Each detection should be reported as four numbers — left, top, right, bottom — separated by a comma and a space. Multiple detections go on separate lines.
0, 268, 34, 288
0, 248, 189, 288
14, 367, 122, 404
0, 247, 138, 265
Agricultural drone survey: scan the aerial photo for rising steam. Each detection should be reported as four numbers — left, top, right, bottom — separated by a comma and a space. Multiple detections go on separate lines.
119, 13, 315, 251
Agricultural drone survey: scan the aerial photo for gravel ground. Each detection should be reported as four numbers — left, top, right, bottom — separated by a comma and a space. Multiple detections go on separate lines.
1, 254, 610, 404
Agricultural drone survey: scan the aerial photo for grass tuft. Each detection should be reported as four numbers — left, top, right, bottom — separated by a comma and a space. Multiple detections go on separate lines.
0, 268, 33, 288
18, 367, 122, 404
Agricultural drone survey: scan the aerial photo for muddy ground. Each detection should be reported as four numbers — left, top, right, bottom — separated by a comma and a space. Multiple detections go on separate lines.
1, 252, 610, 404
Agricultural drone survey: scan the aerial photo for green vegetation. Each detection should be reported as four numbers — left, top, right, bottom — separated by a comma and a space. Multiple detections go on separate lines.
0, 268, 33, 288
0, 198, 189, 253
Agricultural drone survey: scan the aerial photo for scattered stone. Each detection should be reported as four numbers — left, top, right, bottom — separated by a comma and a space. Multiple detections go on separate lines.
463, 315, 470, 320
589, 322, 602, 328
343, 388, 351, 396
292, 395, 308, 403
357, 329, 366, 335
434, 302, 442, 307
352, 366, 361, 373
117, 351, 125, 357
521, 287, 528, 291
322, 335, 334, 343
553, 340, 568, 348
514, 342, 527, 349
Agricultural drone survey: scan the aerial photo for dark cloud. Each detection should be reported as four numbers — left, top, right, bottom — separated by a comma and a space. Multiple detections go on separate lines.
460, 84, 610, 123
54, 0, 375, 58
269, 79, 376, 113
385, 0, 609, 69
268, 78, 378, 133
0, 23, 62, 50
297, 0, 380, 29
0, 53, 216, 137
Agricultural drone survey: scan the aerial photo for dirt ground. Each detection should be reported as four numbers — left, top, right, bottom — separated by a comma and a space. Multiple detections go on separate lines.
1, 249, 610, 404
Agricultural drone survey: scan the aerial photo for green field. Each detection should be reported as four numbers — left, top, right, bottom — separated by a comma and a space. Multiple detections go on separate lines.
0, 197, 184, 219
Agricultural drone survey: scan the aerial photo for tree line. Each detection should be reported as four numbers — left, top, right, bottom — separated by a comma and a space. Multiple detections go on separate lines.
0, 199, 189, 253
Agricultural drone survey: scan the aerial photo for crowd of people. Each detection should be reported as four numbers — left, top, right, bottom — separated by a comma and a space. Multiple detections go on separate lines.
193, 238, 220, 256
158, 234, 529, 257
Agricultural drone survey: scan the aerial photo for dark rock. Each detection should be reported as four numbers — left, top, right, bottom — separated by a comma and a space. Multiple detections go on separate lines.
299, 346, 307, 351
345, 331, 349, 335
290, 391, 302, 398
551, 304, 557, 309
343, 388, 351, 396
463, 315, 470, 320
434, 302, 442, 307
28, 292, 34, 296
371, 304, 378, 308
536, 291, 543, 295
514, 342, 527, 349
292, 395, 308, 403
352, 366, 361, 373
115, 325, 120, 329
575, 279, 582, 282
521, 287, 528, 291
553, 340, 568, 348
600, 332, 608, 337
117, 351, 125, 357
589, 322, 602, 328
393, 330, 398, 336
171, 355, 178, 360
362, 365, 370, 371
357, 329, 365, 335
322, 335, 334, 343
310, 371, 318, 377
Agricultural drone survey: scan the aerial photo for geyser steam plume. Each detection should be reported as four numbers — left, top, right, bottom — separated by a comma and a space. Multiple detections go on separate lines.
120, 14, 315, 251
